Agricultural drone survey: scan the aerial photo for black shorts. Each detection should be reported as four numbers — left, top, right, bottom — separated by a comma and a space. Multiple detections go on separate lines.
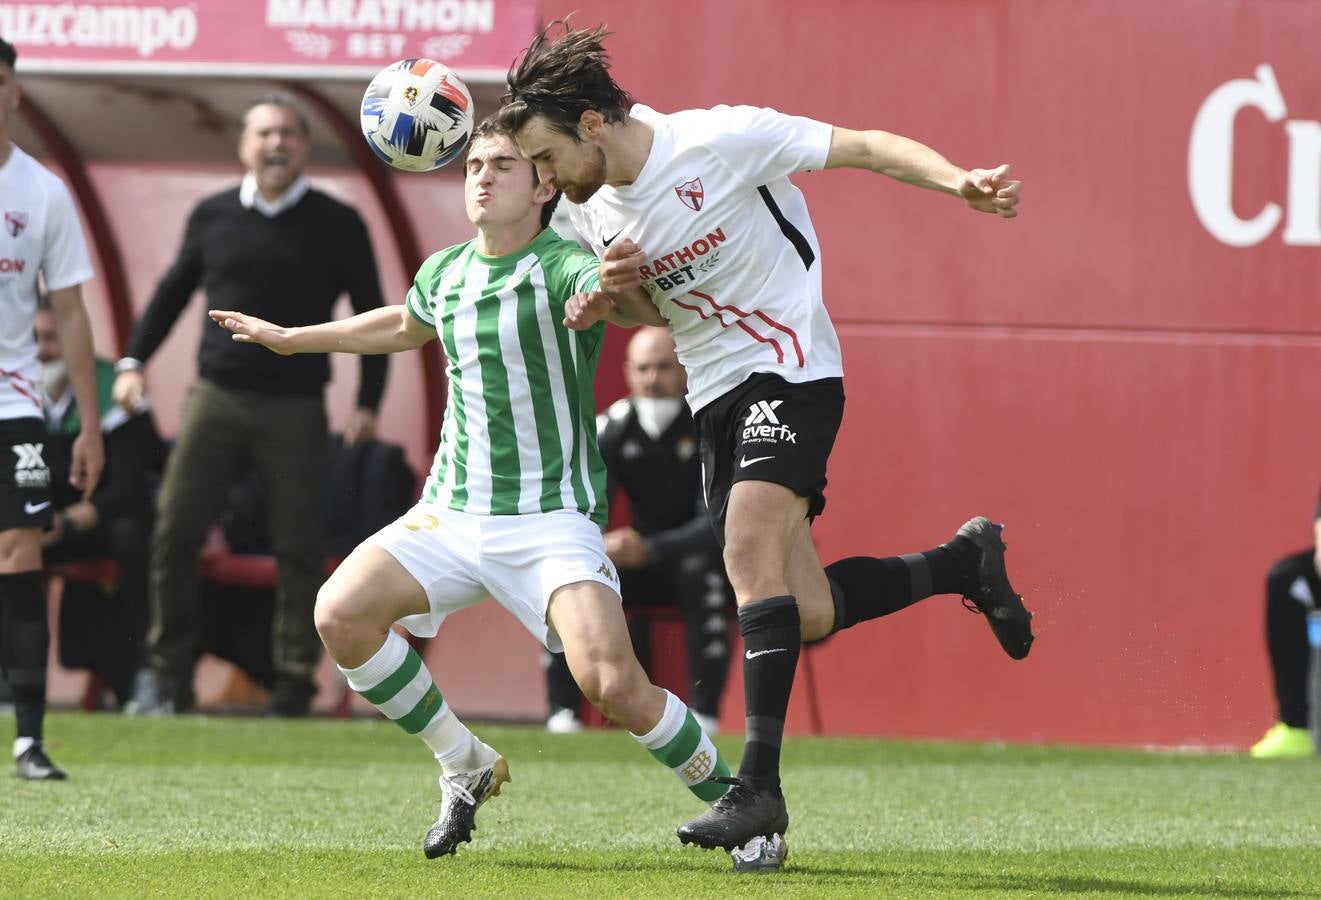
0, 417, 54, 532
695, 373, 844, 545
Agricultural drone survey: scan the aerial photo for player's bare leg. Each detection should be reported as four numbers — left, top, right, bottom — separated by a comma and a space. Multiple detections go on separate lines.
549, 582, 731, 803
678, 484, 1035, 855
679, 480, 802, 852
316, 545, 508, 858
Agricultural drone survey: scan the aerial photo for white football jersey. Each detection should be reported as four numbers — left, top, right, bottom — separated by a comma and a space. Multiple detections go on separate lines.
565, 104, 842, 412
0, 144, 93, 421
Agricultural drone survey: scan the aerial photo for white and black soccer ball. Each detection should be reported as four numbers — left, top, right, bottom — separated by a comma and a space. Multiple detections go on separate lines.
360, 58, 474, 173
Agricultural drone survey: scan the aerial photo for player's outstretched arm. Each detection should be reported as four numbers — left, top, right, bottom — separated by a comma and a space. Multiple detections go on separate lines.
825, 127, 1021, 218
208, 304, 433, 356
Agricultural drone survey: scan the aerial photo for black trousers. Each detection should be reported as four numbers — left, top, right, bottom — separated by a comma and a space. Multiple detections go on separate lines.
1265, 549, 1318, 729
148, 380, 328, 705
546, 549, 733, 720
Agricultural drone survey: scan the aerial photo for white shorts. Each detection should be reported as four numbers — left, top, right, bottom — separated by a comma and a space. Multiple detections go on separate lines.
368, 504, 621, 653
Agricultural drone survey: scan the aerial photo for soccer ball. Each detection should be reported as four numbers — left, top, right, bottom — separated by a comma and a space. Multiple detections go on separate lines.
360, 58, 474, 172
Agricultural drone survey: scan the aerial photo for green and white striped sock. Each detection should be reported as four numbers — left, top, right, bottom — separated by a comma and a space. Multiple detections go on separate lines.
340, 630, 492, 774
633, 689, 731, 803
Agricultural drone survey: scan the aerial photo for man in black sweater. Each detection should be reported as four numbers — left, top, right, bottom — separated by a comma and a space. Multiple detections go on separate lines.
113, 93, 388, 716
546, 326, 733, 734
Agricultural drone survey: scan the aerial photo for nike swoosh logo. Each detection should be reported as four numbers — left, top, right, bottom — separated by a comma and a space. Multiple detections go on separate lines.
745, 648, 789, 660
24, 501, 51, 514
601, 229, 624, 247
739, 456, 775, 468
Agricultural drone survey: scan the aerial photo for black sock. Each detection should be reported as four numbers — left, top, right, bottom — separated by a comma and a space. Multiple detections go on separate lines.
824, 536, 978, 635
0, 571, 48, 742
737, 596, 800, 790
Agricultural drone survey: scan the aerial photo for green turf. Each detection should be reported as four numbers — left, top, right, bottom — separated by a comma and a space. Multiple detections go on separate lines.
3, 713, 1320, 898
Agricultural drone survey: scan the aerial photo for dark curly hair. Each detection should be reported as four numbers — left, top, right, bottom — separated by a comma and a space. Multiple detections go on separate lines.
497, 21, 633, 141
0, 36, 16, 70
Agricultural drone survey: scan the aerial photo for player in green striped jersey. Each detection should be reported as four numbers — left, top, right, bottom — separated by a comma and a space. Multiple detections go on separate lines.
209, 118, 730, 859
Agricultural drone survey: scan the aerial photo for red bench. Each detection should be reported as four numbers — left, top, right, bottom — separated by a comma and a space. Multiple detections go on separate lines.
46, 550, 346, 714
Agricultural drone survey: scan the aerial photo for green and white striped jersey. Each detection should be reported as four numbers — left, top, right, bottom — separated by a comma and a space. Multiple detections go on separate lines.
406, 228, 609, 524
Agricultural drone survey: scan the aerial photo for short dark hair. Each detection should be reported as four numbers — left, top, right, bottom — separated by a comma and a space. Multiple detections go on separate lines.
497, 21, 633, 141
467, 115, 561, 229
242, 92, 310, 135
0, 36, 16, 70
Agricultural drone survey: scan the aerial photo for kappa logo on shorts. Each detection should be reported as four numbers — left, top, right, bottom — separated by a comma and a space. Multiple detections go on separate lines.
11, 443, 49, 488
742, 400, 796, 445
597, 561, 617, 583
403, 513, 440, 531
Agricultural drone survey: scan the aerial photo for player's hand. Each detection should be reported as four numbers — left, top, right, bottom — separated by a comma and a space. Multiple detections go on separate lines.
563, 291, 616, 330
112, 370, 145, 414
599, 238, 646, 293
208, 309, 295, 354
69, 429, 104, 500
958, 164, 1020, 218
344, 408, 377, 445
604, 526, 650, 569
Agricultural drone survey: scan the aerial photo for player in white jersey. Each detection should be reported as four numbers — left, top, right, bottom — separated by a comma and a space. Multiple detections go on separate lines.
0, 36, 103, 780
499, 23, 1033, 858
210, 118, 735, 859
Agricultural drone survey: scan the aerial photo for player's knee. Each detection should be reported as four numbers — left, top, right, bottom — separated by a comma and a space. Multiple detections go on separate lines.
572, 662, 609, 709
723, 543, 782, 599
0, 528, 40, 571
313, 585, 360, 652
576, 660, 640, 720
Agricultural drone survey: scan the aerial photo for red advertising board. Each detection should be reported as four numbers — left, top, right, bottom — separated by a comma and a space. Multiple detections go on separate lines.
0, 0, 539, 79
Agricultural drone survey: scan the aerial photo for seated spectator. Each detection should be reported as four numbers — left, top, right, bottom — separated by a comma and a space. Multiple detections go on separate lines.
1251, 500, 1321, 758
35, 298, 160, 709
545, 327, 733, 734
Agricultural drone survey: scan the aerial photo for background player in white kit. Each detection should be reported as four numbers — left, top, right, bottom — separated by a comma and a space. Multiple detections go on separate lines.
210, 118, 733, 859
0, 35, 104, 780
499, 23, 1032, 855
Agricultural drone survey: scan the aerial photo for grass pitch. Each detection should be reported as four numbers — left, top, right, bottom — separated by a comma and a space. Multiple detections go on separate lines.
2, 713, 1320, 898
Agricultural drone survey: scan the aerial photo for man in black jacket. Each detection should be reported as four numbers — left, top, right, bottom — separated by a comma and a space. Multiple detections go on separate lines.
114, 93, 388, 716
546, 326, 732, 734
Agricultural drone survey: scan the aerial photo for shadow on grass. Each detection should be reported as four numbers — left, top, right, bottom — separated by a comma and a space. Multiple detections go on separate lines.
885, 867, 1320, 899
494, 855, 1317, 898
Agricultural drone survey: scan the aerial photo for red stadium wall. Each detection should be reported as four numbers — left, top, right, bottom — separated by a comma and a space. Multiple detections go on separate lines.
546, 0, 1321, 748
31, 0, 1321, 747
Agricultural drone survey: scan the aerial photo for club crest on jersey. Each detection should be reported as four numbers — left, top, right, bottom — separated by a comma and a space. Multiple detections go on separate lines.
4, 211, 27, 237
675, 177, 704, 212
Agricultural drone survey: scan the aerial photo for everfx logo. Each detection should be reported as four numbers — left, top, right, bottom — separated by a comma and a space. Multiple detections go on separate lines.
12, 443, 48, 488
744, 400, 782, 426
742, 400, 796, 444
